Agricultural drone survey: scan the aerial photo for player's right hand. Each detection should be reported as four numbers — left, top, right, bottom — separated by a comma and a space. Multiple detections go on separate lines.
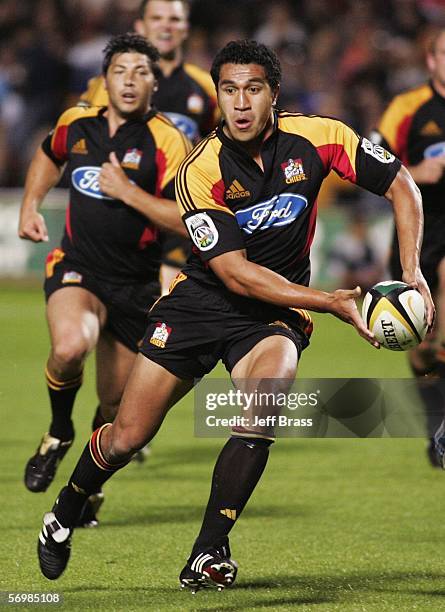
411, 157, 445, 184
18, 211, 49, 242
329, 286, 380, 349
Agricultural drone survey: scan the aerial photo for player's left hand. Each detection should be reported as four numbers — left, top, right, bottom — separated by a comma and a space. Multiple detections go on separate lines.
402, 269, 435, 332
329, 286, 380, 348
99, 152, 131, 201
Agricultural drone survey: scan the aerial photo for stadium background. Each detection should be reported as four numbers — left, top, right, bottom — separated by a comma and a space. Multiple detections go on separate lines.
2, 1, 445, 610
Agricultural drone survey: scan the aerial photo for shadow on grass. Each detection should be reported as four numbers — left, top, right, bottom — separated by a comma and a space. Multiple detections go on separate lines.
60, 570, 445, 609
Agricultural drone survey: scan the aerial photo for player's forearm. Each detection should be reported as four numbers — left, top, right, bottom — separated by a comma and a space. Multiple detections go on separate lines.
219, 258, 334, 312
385, 166, 423, 276
20, 148, 62, 214
121, 184, 187, 236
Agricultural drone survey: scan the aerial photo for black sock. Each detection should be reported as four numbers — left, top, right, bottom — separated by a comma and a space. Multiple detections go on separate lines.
92, 405, 107, 431
46, 367, 83, 441
193, 436, 272, 553
54, 424, 130, 527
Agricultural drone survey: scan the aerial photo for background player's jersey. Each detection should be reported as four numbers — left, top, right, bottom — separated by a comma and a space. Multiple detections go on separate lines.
80, 63, 218, 142
176, 111, 401, 288
42, 106, 191, 283
373, 82, 445, 214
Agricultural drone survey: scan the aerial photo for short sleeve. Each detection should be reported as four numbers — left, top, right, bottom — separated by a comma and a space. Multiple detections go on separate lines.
176, 151, 245, 261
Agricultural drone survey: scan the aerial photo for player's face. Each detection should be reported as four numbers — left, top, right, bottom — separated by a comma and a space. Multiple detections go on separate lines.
428, 32, 445, 88
217, 63, 278, 144
137, 0, 188, 60
105, 52, 156, 117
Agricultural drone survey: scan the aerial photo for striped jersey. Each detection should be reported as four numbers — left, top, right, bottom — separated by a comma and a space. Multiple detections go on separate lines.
176, 110, 401, 288
42, 105, 191, 282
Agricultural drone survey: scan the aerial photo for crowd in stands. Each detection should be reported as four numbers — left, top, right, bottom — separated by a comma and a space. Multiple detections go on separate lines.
0, 0, 444, 188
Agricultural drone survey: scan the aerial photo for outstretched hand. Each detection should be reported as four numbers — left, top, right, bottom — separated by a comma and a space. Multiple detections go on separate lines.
329, 286, 380, 349
99, 152, 131, 201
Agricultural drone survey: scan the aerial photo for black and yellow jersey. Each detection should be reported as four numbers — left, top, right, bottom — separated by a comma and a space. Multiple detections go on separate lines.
176, 110, 401, 289
80, 63, 219, 142
373, 81, 445, 213
41, 105, 191, 283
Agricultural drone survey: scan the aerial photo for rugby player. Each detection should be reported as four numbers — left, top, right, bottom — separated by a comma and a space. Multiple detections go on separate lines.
18, 34, 191, 522
371, 29, 445, 465
36, 41, 434, 589
81, 0, 219, 297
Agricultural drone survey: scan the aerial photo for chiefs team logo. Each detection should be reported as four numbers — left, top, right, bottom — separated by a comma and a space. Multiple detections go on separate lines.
149, 322, 172, 348
122, 148, 142, 170
281, 158, 307, 184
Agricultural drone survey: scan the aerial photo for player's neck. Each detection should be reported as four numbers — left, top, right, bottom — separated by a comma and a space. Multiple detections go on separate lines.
105, 106, 149, 137
159, 50, 183, 78
431, 76, 445, 99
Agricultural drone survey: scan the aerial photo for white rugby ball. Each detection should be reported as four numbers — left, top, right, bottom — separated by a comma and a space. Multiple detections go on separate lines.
362, 281, 427, 351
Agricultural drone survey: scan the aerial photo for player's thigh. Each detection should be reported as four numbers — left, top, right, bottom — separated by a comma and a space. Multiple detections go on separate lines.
96, 329, 137, 418
231, 334, 299, 382
110, 354, 193, 452
46, 287, 106, 349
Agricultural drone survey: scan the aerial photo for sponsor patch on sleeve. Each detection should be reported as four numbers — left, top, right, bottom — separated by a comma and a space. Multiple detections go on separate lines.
185, 212, 219, 251
361, 137, 395, 163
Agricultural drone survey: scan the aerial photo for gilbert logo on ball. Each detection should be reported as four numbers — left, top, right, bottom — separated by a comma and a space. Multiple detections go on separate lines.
361, 281, 427, 351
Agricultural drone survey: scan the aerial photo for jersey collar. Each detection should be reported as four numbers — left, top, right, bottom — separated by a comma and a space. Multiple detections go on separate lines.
216, 110, 279, 159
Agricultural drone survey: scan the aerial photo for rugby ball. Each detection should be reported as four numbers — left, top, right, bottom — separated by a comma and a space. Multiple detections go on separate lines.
361, 281, 427, 351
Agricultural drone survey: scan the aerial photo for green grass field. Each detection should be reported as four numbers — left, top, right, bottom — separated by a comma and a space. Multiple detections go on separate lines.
1, 285, 445, 611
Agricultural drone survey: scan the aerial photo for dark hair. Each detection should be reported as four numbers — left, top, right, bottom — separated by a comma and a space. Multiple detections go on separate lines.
138, 0, 190, 19
102, 33, 161, 77
210, 40, 281, 91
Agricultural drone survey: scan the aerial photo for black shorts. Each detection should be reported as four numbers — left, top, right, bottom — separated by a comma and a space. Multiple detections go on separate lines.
390, 212, 445, 291
44, 249, 158, 353
139, 274, 313, 379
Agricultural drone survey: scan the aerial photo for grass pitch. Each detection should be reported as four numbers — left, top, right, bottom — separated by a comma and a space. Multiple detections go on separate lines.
1, 285, 444, 611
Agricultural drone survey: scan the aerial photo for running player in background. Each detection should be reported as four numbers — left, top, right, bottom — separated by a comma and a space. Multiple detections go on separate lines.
371, 28, 445, 464
36, 40, 434, 590
18, 33, 191, 524
81, 0, 219, 293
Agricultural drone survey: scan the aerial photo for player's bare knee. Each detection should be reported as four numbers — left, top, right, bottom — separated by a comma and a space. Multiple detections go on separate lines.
51, 334, 89, 370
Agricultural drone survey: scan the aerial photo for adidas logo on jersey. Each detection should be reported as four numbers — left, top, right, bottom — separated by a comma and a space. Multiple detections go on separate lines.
420, 121, 442, 136
71, 139, 88, 154
225, 180, 251, 200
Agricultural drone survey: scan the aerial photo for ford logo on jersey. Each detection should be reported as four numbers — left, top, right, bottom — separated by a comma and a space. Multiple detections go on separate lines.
235, 193, 308, 235
424, 142, 445, 158
164, 112, 199, 142
71, 166, 113, 200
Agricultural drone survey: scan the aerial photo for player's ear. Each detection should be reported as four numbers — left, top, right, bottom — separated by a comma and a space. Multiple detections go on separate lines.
134, 19, 145, 36
272, 85, 280, 107
103, 75, 108, 92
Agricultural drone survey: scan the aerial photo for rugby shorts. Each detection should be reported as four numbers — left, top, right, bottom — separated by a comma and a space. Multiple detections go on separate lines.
44, 248, 158, 353
139, 274, 313, 380
389, 212, 445, 292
